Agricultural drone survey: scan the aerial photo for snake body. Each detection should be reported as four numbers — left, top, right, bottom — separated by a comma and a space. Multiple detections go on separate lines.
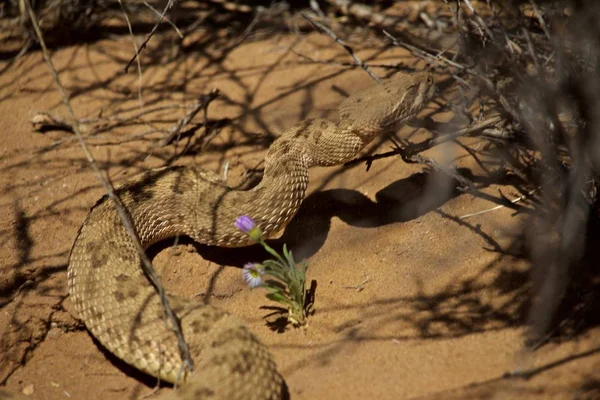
67, 72, 436, 399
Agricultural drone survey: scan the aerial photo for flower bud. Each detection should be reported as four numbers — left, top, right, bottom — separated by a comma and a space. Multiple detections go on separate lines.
235, 215, 262, 241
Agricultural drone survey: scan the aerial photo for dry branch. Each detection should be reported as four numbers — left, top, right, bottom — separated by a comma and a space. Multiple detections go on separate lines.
123, 0, 178, 73
159, 88, 220, 146
23, 0, 194, 379
301, 11, 380, 82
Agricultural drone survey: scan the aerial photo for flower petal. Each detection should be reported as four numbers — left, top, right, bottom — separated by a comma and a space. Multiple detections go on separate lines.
235, 215, 256, 233
243, 263, 264, 288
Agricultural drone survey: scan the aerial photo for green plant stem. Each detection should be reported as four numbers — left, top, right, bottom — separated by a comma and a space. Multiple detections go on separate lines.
259, 239, 287, 266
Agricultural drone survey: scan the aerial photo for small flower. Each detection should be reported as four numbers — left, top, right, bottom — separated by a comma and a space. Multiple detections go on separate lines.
243, 263, 264, 288
235, 215, 255, 232
235, 215, 262, 241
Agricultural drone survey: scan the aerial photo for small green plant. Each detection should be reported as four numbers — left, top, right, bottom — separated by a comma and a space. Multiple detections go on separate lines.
235, 215, 308, 326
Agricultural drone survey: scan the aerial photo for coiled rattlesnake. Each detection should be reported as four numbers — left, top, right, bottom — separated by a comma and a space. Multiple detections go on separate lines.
67, 72, 436, 399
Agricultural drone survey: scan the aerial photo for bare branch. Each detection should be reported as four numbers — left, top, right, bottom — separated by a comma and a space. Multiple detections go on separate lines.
24, 0, 194, 377
345, 117, 503, 169
301, 12, 381, 82
159, 88, 220, 146
124, 0, 177, 74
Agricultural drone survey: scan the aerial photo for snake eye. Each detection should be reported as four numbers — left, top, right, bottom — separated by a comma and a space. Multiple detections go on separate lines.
427, 75, 433, 85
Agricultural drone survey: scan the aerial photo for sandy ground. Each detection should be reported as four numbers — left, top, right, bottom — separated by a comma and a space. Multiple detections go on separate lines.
1, 9, 599, 400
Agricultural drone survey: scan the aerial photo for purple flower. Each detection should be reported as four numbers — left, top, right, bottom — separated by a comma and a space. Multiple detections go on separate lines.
235, 215, 262, 241
242, 263, 264, 288
235, 215, 256, 232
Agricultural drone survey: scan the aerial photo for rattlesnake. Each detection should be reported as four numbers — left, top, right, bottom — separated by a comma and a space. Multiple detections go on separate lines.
67, 72, 436, 399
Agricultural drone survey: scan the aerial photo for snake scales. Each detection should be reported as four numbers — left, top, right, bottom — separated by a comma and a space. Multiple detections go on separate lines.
66, 72, 435, 399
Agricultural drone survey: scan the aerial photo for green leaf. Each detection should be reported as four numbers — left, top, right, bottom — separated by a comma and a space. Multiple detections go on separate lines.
265, 292, 294, 307
262, 264, 287, 282
266, 292, 288, 303
282, 243, 289, 258
285, 249, 296, 269
265, 285, 284, 294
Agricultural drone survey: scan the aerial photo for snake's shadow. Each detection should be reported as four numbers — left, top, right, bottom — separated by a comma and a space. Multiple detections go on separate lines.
98, 166, 518, 392
106, 169, 463, 391
189, 169, 462, 266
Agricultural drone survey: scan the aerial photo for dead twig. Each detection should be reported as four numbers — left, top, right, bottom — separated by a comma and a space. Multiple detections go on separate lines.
345, 116, 503, 170
30, 103, 217, 155
117, 0, 144, 105
341, 275, 370, 292
31, 112, 78, 133
24, 0, 194, 380
301, 11, 380, 83
292, 49, 402, 70
143, 0, 183, 38
323, 0, 403, 29
124, 0, 178, 74
459, 189, 537, 219
159, 88, 220, 146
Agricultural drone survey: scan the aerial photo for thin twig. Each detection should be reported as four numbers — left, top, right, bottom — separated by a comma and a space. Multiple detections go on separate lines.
345, 116, 502, 169
383, 29, 521, 121
117, 0, 145, 105
523, 27, 541, 75
291, 49, 402, 69
24, 0, 194, 377
124, 0, 177, 73
459, 190, 536, 219
324, 0, 401, 28
230, 6, 264, 48
382, 30, 459, 70
301, 12, 380, 82
529, 0, 551, 40
462, 0, 494, 39
402, 151, 476, 192
31, 103, 215, 154
159, 88, 220, 146
341, 275, 370, 292
143, 0, 183, 38
401, 150, 528, 215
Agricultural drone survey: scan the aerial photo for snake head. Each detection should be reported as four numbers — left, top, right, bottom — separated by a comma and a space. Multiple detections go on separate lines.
339, 71, 436, 139
388, 72, 436, 125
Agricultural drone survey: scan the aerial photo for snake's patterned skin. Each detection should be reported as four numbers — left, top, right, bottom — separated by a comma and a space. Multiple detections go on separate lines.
67, 72, 436, 399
